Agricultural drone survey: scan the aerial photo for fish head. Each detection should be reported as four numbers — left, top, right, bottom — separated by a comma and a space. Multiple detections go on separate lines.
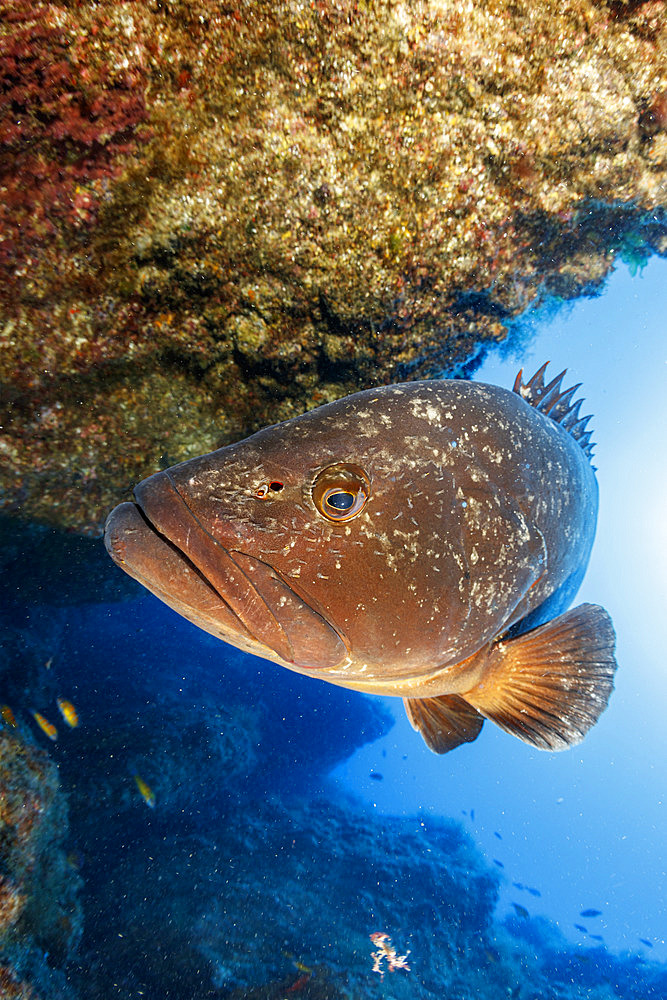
104, 383, 544, 685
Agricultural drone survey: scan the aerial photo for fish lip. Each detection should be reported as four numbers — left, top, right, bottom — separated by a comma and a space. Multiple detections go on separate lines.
130, 471, 296, 663
109, 471, 348, 670
104, 498, 258, 649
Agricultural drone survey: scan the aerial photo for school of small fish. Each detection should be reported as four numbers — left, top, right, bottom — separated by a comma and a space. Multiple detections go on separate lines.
1, 694, 155, 811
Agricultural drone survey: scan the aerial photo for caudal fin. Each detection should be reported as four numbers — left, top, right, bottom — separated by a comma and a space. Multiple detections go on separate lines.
463, 604, 617, 750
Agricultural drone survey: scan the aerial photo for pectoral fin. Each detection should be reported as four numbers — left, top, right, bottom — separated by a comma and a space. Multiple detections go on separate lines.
464, 603, 617, 750
404, 694, 484, 754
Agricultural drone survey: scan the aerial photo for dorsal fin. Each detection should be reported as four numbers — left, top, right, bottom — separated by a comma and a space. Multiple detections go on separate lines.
513, 363, 595, 464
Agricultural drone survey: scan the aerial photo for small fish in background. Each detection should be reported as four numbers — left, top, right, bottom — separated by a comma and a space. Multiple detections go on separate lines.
494, 831, 502, 840
44, 657, 53, 670
470, 809, 475, 821
57, 697, 79, 728
32, 711, 57, 741
580, 908, 602, 918
493, 859, 504, 868
512, 882, 525, 891
295, 963, 312, 975
1, 705, 17, 728
512, 903, 529, 919
66, 850, 84, 872
589, 934, 604, 942
369, 771, 383, 781
134, 774, 156, 809
574, 924, 588, 933
282, 954, 313, 975
526, 887, 541, 897
639, 938, 653, 948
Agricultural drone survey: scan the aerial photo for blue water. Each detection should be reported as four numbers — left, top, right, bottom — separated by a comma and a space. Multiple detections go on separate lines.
2, 260, 666, 999
334, 258, 667, 958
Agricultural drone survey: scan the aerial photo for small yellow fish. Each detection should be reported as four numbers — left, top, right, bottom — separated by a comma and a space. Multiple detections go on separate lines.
57, 697, 79, 728
66, 850, 84, 871
1, 705, 17, 728
32, 711, 58, 741
134, 774, 156, 809
282, 954, 314, 975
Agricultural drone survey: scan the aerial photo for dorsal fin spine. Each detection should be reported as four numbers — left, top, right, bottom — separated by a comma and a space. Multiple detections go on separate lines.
561, 399, 583, 430
549, 384, 581, 422
513, 363, 595, 464
570, 415, 593, 437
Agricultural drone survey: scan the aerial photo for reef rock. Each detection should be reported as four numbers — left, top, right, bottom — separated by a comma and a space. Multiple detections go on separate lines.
74, 795, 500, 998
67, 791, 667, 1000
1, 0, 666, 532
0, 730, 81, 999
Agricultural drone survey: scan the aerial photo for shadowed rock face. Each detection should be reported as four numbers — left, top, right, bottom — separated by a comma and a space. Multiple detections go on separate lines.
1, 0, 666, 533
0, 730, 82, 1000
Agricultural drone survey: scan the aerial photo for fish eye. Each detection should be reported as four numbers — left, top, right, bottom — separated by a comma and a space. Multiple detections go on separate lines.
312, 464, 370, 522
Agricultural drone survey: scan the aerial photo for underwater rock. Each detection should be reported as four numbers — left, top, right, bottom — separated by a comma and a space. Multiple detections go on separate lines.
0, 730, 81, 999
65, 788, 667, 1000
1, 0, 666, 532
0, 966, 41, 1000
72, 794, 500, 999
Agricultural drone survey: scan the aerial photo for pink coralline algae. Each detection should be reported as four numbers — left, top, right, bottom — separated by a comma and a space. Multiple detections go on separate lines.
0, 0, 148, 281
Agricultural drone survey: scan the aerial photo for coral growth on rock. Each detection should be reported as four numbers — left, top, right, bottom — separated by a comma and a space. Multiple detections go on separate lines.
0, 0, 148, 281
0, 729, 81, 998
0, 965, 40, 1000
0, 2, 666, 532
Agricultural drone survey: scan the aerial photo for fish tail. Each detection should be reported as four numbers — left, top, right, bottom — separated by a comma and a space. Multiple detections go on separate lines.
463, 604, 617, 750
513, 364, 595, 464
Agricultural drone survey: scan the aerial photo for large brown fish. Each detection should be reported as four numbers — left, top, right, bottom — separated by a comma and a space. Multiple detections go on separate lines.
104, 365, 617, 754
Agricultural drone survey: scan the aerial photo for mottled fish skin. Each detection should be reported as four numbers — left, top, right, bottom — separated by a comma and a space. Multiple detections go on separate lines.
105, 374, 616, 752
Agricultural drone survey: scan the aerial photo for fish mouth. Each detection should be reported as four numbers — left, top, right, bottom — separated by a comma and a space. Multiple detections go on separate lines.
103, 471, 347, 670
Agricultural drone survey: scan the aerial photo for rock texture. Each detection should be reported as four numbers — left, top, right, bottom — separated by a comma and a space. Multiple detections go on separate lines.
0, 730, 81, 1000
1, 0, 666, 532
